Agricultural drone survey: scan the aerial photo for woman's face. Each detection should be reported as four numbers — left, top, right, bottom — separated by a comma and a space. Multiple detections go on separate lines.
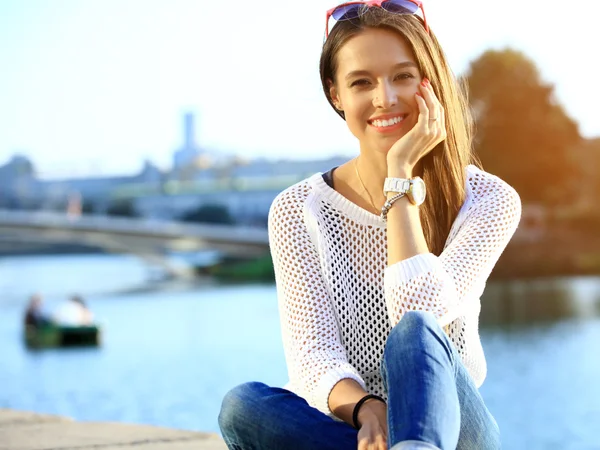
330, 27, 423, 156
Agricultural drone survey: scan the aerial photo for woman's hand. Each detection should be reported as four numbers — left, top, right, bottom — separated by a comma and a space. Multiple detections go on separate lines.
386, 78, 447, 176
356, 400, 388, 450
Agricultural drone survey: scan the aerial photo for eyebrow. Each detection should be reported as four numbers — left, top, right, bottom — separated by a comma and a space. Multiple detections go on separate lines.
345, 61, 419, 80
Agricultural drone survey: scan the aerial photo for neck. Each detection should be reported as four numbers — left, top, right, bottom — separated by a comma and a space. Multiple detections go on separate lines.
355, 151, 388, 208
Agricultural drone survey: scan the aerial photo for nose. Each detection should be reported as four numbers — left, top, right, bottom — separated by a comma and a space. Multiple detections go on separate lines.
373, 80, 398, 109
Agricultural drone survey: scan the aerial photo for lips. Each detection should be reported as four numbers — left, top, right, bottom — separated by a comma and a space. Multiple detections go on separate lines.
368, 113, 408, 132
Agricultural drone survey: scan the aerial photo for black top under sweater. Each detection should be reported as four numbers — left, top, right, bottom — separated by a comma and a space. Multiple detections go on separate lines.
322, 168, 336, 189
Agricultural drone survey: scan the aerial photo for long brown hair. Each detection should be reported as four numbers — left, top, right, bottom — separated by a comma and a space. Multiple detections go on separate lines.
320, 9, 480, 255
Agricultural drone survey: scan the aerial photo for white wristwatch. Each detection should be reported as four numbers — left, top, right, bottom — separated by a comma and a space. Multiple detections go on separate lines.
383, 176, 427, 206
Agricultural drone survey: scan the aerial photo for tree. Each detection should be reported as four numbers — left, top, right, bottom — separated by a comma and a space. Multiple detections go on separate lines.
106, 199, 138, 217
180, 204, 234, 225
81, 199, 96, 215
465, 48, 581, 205
575, 138, 600, 201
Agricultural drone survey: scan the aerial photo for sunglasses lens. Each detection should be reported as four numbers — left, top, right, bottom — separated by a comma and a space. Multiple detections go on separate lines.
331, 4, 363, 20
381, 0, 418, 14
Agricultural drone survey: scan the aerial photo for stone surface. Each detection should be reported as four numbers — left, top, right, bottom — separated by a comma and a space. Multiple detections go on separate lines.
0, 409, 227, 450
0, 409, 72, 426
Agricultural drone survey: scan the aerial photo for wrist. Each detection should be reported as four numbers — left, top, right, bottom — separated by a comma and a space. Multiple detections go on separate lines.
386, 159, 413, 178
356, 397, 387, 428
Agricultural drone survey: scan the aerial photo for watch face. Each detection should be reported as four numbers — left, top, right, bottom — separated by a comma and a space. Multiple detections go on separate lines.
411, 178, 426, 205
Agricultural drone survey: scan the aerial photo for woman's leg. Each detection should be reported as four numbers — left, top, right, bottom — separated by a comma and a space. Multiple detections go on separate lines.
381, 311, 501, 450
453, 351, 501, 450
218, 381, 358, 450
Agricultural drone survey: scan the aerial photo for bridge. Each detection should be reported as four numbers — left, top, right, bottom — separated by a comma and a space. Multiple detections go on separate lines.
0, 209, 270, 278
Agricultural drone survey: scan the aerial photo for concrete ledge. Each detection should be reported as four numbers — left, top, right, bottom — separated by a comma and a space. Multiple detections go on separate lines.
0, 409, 73, 427
0, 409, 227, 450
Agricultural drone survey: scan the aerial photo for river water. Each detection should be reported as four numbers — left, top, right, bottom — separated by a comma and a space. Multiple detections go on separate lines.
1, 254, 599, 449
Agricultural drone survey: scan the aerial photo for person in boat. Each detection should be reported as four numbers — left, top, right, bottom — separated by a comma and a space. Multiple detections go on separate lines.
53, 294, 94, 326
72, 295, 94, 325
218, 1, 522, 449
24, 293, 52, 328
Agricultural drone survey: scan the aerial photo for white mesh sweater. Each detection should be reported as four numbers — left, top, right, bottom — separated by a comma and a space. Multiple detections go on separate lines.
268, 164, 522, 419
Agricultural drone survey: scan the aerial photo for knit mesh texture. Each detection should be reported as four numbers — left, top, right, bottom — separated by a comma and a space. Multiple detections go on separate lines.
268, 165, 521, 416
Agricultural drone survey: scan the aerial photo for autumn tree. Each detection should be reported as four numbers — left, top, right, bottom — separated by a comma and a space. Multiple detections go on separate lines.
465, 48, 581, 205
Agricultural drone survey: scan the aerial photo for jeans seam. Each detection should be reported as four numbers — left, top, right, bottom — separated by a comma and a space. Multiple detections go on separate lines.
440, 326, 459, 380
380, 358, 396, 445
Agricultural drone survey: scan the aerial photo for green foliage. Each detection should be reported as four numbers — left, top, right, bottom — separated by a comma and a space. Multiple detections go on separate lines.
465, 48, 581, 205
180, 204, 234, 225
81, 199, 96, 214
106, 199, 138, 217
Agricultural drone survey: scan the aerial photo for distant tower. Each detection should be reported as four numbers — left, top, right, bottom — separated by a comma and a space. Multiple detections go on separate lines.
184, 112, 195, 149
173, 112, 202, 171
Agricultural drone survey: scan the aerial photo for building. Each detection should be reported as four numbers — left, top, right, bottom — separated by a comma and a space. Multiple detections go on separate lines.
131, 156, 350, 224
1, 111, 353, 223
172, 112, 206, 178
0, 154, 37, 208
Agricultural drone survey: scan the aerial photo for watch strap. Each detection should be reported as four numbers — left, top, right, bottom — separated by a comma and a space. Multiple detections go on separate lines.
380, 192, 406, 221
383, 177, 411, 195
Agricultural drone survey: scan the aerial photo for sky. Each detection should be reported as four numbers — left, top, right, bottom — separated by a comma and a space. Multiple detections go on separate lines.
1, 0, 598, 178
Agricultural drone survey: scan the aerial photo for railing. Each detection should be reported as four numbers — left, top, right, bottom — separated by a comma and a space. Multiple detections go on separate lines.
0, 209, 269, 246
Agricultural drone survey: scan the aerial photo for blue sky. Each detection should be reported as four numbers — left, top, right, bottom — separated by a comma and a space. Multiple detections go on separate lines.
1, 0, 597, 178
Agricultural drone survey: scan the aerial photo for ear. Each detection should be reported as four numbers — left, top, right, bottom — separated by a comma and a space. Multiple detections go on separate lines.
327, 80, 343, 111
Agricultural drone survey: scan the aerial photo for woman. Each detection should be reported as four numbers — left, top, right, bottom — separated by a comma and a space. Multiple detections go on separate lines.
219, 1, 521, 449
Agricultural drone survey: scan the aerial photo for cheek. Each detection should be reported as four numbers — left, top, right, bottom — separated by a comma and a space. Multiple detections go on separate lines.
345, 115, 366, 140
342, 96, 370, 132
401, 84, 420, 106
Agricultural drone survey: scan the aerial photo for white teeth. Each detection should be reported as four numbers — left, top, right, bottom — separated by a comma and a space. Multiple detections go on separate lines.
372, 116, 403, 127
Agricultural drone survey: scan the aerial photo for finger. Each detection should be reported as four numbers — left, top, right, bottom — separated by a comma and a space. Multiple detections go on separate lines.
414, 92, 430, 128
430, 91, 446, 141
421, 80, 442, 124
423, 78, 442, 108
376, 434, 387, 450
422, 80, 443, 127
357, 437, 368, 450
415, 92, 436, 141
419, 79, 437, 115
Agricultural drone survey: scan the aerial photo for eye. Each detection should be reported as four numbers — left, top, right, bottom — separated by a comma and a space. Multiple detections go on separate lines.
350, 79, 370, 87
394, 72, 415, 81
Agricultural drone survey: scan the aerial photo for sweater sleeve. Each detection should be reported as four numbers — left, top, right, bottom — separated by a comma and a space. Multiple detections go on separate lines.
268, 186, 367, 415
384, 171, 522, 328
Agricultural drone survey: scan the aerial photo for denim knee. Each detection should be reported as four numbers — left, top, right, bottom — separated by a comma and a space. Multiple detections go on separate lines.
382, 311, 451, 370
462, 414, 502, 450
385, 311, 440, 348
400, 310, 439, 330
218, 381, 265, 434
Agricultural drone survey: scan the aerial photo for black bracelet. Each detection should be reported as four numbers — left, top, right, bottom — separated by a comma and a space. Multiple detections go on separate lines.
352, 394, 386, 429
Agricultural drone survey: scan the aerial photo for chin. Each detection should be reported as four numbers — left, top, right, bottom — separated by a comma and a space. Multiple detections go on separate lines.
374, 134, 405, 155
367, 142, 394, 157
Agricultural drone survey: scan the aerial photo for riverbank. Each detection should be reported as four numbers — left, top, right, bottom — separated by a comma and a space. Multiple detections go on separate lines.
492, 225, 600, 279
0, 409, 227, 449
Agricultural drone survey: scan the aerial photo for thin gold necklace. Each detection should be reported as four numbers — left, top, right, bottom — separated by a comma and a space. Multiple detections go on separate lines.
354, 157, 379, 214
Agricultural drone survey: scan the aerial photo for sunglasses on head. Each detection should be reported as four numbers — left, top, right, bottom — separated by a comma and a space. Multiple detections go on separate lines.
325, 0, 429, 39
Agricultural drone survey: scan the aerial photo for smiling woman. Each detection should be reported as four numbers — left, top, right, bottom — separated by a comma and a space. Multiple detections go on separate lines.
218, 2, 522, 450
320, 10, 474, 253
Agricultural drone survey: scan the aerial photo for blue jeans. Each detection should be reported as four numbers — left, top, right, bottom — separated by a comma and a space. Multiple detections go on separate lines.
219, 311, 500, 449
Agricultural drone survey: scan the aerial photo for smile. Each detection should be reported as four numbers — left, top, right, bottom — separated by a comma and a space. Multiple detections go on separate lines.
368, 114, 407, 132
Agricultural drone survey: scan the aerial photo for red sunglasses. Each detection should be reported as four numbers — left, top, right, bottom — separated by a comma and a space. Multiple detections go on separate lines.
325, 0, 429, 39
